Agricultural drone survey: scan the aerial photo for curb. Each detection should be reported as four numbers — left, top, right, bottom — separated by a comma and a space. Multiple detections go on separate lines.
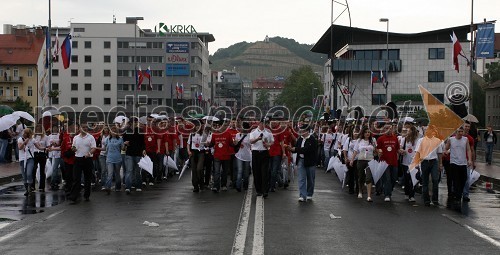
0, 174, 22, 188
478, 175, 500, 191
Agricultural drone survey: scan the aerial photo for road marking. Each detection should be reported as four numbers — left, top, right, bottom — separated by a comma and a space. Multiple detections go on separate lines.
252, 195, 265, 255
442, 214, 500, 248
44, 210, 65, 221
231, 176, 254, 255
0, 225, 30, 243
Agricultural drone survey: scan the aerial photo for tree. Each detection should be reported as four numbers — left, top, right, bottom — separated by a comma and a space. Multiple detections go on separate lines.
255, 89, 270, 110
12, 97, 32, 115
484, 62, 500, 84
275, 66, 323, 113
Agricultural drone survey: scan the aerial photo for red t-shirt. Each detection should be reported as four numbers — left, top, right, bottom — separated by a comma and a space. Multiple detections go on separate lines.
211, 130, 233, 160
226, 128, 238, 155
377, 134, 400, 166
61, 132, 75, 165
144, 127, 158, 153
466, 134, 474, 159
269, 133, 284, 157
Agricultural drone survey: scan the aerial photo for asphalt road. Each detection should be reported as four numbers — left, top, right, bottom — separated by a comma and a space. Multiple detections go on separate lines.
0, 168, 499, 255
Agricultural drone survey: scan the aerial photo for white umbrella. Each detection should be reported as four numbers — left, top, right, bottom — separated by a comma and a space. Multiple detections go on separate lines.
333, 162, 348, 186
149, 113, 160, 119
345, 117, 355, 121
163, 155, 178, 171
463, 114, 479, 123
327, 156, 341, 173
468, 168, 480, 186
138, 156, 154, 175
202, 116, 219, 122
12, 111, 35, 123
36, 159, 53, 183
42, 109, 61, 117
0, 114, 17, 132
178, 159, 190, 180
401, 117, 415, 123
367, 160, 388, 185
114, 116, 129, 124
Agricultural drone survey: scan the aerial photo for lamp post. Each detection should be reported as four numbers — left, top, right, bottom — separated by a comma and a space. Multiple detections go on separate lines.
127, 17, 143, 114
379, 18, 389, 103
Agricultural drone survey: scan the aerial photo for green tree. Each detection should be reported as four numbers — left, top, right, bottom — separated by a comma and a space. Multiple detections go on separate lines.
275, 66, 323, 113
256, 89, 270, 110
484, 62, 500, 83
12, 97, 32, 115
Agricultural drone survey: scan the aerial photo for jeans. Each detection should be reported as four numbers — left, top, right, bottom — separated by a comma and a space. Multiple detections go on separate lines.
236, 158, 251, 190
463, 167, 471, 198
19, 158, 34, 184
50, 157, 63, 186
106, 162, 122, 190
0, 138, 8, 163
297, 158, 316, 199
485, 142, 494, 163
382, 165, 399, 197
98, 155, 107, 186
124, 155, 142, 190
324, 149, 336, 170
269, 155, 282, 191
421, 159, 439, 203
212, 158, 230, 190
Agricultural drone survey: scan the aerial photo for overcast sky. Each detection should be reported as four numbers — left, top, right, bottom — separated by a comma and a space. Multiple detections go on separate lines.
1, 0, 499, 54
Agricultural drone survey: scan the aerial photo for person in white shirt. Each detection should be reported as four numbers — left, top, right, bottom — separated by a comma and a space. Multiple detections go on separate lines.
398, 125, 418, 202
233, 122, 252, 192
32, 125, 50, 192
413, 125, 443, 206
350, 127, 377, 202
343, 127, 359, 195
445, 126, 472, 205
47, 126, 62, 190
249, 118, 274, 197
322, 126, 337, 170
18, 128, 35, 196
68, 123, 96, 203
187, 123, 207, 192
14, 119, 27, 162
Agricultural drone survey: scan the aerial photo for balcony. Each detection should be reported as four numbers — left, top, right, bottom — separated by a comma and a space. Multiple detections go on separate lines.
0, 96, 17, 103
0, 76, 23, 83
331, 59, 402, 72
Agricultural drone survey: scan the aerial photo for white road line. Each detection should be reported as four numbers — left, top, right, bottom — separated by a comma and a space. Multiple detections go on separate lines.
231, 176, 254, 255
44, 210, 65, 221
442, 214, 500, 248
0, 225, 30, 243
252, 195, 265, 255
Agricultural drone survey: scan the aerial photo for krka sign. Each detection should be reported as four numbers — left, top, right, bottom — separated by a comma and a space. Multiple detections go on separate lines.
158, 23, 197, 36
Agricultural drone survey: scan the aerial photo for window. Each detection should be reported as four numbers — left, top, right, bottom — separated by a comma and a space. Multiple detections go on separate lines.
84, 83, 92, 91
74, 27, 85, 32
104, 98, 111, 105
13, 68, 19, 78
84, 98, 91, 105
71, 55, 78, 63
27, 86, 33, 96
104, 84, 111, 91
104, 55, 111, 63
0, 87, 3, 96
27, 68, 33, 77
71, 97, 78, 104
117, 42, 129, 48
117, 56, 129, 63
84, 55, 92, 62
84, 41, 91, 49
52, 83, 59, 90
71, 69, 78, 77
72, 41, 78, 49
84, 69, 91, 77
104, 41, 111, 49
13, 87, 19, 97
52, 98, 59, 104
104, 70, 111, 77
354, 49, 399, 60
372, 94, 387, 105
429, 48, 445, 59
52, 69, 59, 77
428, 71, 445, 82
71, 83, 78, 91
432, 94, 445, 103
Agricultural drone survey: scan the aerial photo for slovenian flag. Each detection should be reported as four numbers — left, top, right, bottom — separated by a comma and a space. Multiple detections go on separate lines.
61, 33, 72, 69
53, 29, 60, 62
136, 66, 144, 89
143, 66, 152, 89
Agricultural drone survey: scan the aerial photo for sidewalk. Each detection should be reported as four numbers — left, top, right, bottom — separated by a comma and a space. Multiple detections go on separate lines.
0, 162, 22, 185
475, 162, 500, 188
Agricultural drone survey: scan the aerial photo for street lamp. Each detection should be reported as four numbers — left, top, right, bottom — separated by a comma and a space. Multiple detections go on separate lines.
127, 17, 143, 113
379, 18, 389, 103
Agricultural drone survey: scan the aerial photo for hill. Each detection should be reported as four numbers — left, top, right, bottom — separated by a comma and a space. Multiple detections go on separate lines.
209, 36, 326, 80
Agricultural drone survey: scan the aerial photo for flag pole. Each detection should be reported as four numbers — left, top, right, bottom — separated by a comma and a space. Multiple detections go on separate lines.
469, 0, 474, 113
48, 0, 52, 107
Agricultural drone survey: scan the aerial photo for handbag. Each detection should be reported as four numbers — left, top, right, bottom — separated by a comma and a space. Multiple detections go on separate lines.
234, 134, 247, 153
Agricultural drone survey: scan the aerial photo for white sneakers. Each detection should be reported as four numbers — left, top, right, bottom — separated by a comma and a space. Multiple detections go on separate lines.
136, 188, 142, 192
409, 197, 416, 202
306, 196, 313, 201
148, 182, 154, 186
298, 197, 305, 202
384, 197, 391, 202
366, 197, 372, 202
357, 193, 362, 199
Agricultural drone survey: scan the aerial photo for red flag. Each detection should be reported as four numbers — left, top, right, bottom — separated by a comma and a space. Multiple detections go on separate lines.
451, 31, 463, 73
136, 66, 144, 89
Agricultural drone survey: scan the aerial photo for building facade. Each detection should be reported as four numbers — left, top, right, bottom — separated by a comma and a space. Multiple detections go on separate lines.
312, 24, 473, 117
214, 70, 242, 111
486, 79, 500, 129
252, 78, 285, 109
0, 25, 45, 113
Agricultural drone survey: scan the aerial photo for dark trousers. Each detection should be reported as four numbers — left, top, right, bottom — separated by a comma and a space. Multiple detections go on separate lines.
190, 151, 205, 189
252, 150, 270, 195
402, 165, 415, 198
451, 163, 467, 200
63, 163, 73, 193
204, 151, 213, 186
32, 152, 47, 190
213, 158, 230, 190
69, 157, 93, 201
347, 160, 358, 193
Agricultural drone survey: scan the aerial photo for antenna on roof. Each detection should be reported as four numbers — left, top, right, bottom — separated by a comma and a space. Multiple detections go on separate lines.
113, 11, 116, 24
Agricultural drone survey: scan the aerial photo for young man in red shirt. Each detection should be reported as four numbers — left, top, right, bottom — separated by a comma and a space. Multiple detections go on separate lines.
163, 119, 178, 177
144, 119, 161, 185
377, 122, 400, 202
207, 124, 233, 192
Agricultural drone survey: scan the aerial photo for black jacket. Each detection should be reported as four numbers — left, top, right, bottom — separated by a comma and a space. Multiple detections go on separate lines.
483, 130, 497, 145
294, 135, 318, 167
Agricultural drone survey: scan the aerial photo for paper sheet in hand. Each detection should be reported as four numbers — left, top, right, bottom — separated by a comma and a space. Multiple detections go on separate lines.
409, 168, 419, 187
178, 159, 190, 180
468, 168, 480, 185
367, 160, 388, 185
36, 159, 54, 183
163, 156, 178, 171
138, 156, 154, 175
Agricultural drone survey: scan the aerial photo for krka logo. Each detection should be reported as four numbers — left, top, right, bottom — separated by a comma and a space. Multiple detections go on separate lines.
158, 23, 197, 36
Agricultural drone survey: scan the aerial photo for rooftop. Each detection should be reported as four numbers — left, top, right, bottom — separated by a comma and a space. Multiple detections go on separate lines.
0, 28, 45, 65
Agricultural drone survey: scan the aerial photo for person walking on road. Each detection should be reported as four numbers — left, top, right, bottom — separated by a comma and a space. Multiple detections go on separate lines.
483, 125, 497, 165
445, 127, 473, 206
187, 122, 207, 192
377, 123, 400, 202
399, 125, 418, 203
249, 118, 274, 198
68, 123, 96, 203
350, 127, 377, 202
286, 124, 318, 202
18, 128, 35, 196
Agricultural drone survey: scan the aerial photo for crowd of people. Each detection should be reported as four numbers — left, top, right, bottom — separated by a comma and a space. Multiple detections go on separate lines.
3, 113, 498, 207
